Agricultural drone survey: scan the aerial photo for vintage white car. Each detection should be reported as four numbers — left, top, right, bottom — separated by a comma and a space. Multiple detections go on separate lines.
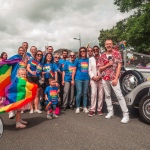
115, 50, 150, 124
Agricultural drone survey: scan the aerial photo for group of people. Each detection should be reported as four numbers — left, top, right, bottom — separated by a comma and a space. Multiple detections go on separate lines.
0, 39, 130, 129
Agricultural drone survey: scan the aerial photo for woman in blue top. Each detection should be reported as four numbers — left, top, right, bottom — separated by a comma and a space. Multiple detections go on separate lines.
42, 53, 57, 88
27, 50, 43, 114
75, 47, 90, 114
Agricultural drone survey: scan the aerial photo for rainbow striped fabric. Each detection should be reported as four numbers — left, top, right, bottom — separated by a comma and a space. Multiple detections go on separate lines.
31, 60, 38, 66
81, 62, 88, 72
50, 90, 57, 99
0, 59, 21, 96
69, 66, 75, 74
0, 77, 37, 113
50, 70, 55, 78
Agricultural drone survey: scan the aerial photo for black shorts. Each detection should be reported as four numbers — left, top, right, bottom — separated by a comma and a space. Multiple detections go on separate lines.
27, 76, 40, 88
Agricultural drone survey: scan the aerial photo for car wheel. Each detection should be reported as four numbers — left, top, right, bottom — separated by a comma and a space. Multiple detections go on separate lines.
139, 95, 150, 125
120, 70, 144, 96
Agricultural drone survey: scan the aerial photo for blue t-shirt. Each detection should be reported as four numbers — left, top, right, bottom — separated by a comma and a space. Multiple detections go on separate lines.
44, 86, 59, 105
59, 59, 67, 72
63, 60, 77, 82
27, 59, 42, 77
43, 63, 57, 79
53, 62, 61, 72
75, 58, 90, 80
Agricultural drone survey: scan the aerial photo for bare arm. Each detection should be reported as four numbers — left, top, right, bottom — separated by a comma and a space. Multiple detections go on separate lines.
55, 72, 58, 81
71, 67, 76, 85
115, 62, 122, 80
112, 62, 122, 86
62, 71, 65, 86
27, 64, 36, 75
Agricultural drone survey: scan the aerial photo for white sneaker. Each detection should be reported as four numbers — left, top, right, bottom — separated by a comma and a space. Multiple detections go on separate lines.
105, 112, 114, 119
29, 109, 34, 114
34, 109, 42, 114
21, 111, 24, 114
121, 116, 130, 124
9, 111, 15, 119
83, 107, 89, 113
75, 108, 80, 114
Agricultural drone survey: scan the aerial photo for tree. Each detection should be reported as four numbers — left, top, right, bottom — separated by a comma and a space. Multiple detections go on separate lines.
98, 1, 150, 53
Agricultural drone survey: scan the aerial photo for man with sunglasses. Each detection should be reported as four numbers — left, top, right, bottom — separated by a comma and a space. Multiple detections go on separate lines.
88, 46, 103, 116
62, 52, 77, 111
99, 39, 129, 124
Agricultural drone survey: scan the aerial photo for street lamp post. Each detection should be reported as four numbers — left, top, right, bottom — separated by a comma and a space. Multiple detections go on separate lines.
73, 34, 81, 48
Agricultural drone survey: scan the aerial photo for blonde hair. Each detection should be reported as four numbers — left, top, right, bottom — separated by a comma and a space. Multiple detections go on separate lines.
54, 53, 60, 57
17, 68, 27, 77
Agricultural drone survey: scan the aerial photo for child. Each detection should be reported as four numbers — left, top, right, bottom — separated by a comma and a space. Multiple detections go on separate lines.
16, 68, 28, 128
44, 78, 60, 119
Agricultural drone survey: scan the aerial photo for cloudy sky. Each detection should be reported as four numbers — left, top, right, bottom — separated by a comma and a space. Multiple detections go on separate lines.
0, 0, 133, 57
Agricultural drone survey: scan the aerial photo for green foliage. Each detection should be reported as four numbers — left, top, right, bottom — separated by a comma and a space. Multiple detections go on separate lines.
114, 0, 150, 12
98, 2, 150, 53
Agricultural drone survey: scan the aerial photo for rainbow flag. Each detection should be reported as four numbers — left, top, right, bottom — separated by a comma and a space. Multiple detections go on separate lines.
50, 70, 55, 78
119, 41, 126, 50
0, 59, 21, 96
0, 77, 37, 113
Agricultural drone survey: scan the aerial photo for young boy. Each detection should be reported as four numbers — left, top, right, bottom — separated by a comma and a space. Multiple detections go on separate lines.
45, 78, 60, 119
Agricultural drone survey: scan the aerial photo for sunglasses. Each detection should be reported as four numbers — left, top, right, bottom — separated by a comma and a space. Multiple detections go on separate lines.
54, 57, 60, 59
37, 54, 43, 57
88, 50, 93, 52
80, 50, 86, 53
93, 48, 98, 51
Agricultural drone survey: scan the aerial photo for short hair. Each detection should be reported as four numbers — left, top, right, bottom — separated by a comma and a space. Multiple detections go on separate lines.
54, 53, 60, 57
62, 49, 68, 54
18, 46, 25, 52
105, 39, 113, 44
17, 68, 26, 77
47, 46, 53, 50
49, 78, 55, 82
22, 42, 28, 45
69, 51, 75, 56
93, 45, 100, 49
30, 46, 37, 50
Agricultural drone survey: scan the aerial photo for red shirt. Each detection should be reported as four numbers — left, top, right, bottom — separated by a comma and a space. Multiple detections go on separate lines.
99, 50, 122, 81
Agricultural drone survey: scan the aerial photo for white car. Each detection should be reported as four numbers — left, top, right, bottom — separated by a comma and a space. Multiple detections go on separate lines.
116, 50, 150, 124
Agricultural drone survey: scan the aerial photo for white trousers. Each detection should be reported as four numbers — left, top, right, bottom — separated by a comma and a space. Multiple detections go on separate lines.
90, 80, 103, 112
102, 79, 129, 115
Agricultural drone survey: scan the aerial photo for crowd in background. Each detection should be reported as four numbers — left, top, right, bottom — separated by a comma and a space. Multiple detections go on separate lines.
0, 39, 130, 128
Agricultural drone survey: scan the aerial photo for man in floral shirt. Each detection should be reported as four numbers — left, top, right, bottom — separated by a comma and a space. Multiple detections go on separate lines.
99, 39, 129, 124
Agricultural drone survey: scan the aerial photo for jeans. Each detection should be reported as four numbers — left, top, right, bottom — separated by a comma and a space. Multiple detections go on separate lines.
75, 80, 89, 108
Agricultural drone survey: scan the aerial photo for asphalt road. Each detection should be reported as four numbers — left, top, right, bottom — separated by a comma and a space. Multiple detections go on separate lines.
0, 105, 150, 150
